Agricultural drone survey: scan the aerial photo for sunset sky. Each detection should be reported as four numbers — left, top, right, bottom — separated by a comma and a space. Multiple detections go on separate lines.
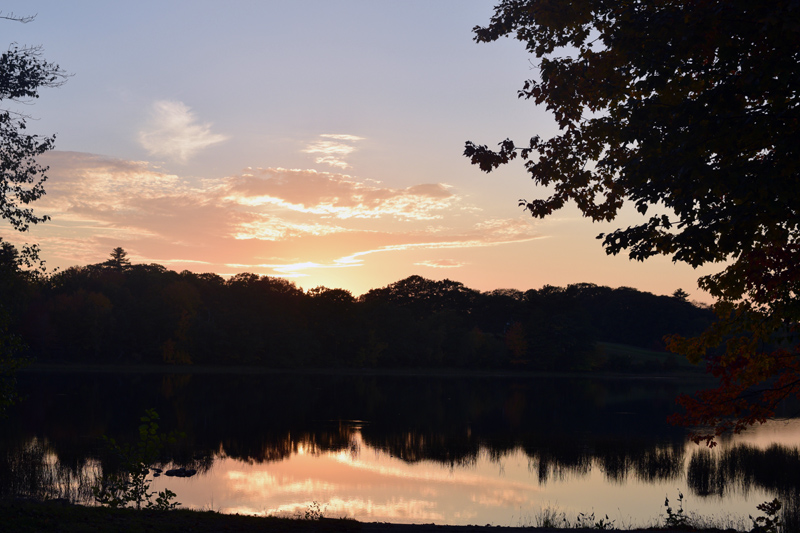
1, 1, 717, 301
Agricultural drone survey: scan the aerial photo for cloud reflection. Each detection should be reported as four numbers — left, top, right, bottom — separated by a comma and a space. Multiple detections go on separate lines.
226, 471, 339, 495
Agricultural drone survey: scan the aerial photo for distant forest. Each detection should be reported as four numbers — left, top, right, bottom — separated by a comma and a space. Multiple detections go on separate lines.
3, 249, 714, 371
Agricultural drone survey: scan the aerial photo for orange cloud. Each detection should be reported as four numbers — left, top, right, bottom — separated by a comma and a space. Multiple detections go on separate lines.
415, 260, 465, 269
224, 219, 541, 278
225, 168, 456, 220
2, 151, 541, 289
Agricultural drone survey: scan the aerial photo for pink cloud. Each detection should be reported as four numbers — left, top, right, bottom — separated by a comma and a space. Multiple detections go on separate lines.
414, 259, 465, 269
225, 168, 456, 220
1, 151, 541, 287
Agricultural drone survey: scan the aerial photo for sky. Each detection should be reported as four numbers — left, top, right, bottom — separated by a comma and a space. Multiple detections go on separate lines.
0, 1, 717, 301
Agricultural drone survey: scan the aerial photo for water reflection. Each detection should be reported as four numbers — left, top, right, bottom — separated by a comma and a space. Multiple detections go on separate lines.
0, 437, 97, 502
688, 443, 800, 498
142, 424, 799, 525
1, 371, 799, 525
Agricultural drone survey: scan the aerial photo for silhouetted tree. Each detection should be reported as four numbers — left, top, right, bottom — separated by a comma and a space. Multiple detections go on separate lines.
305, 287, 358, 366
15, 255, 713, 371
464, 0, 800, 440
672, 289, 690, 302
0, 21, 66, 233
105, 247, 131, 272
361, 275, 479, 319
0, 13, 67, 412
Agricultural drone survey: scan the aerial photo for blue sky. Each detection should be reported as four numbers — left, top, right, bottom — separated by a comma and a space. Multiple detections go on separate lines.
0, 1, 716, 301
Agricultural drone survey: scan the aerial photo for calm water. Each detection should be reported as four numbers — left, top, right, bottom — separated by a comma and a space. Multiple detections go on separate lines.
2, 371, 799, 526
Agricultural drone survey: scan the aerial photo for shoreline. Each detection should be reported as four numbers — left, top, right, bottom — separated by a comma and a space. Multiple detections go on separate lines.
0, 500, 737, 533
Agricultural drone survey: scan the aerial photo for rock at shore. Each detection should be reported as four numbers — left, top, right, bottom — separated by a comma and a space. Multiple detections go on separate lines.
164, 467, 197, 477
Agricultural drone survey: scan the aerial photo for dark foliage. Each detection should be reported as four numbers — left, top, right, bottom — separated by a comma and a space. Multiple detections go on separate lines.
0, 13, 67, 414
465, 0, 800, 443
10, 253, 713, 371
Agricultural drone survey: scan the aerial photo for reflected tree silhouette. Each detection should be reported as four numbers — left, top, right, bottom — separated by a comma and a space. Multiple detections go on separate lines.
1, 371, 797, 518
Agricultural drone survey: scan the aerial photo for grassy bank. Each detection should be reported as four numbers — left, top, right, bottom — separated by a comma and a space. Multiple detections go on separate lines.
0, 499, 742, 533
1, 499, 360, 533
595, 342, 703, 373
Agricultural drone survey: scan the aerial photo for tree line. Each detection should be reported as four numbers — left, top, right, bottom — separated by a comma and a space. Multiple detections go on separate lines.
2, 248, 713, 371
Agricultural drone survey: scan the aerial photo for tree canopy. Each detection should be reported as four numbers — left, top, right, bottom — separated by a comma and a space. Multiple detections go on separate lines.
0, 13, 66, 413
8, 248, 712, 372
0, 42, 66, 233
105, 247, 131, 272
465, 0, 800, 443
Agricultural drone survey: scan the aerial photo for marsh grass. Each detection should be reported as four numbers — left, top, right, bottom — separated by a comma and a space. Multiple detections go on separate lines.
522, 501, 753, 531
0, 497, 784, 533
300, 501, 325, 520
1, 499, 363, 533
0, 437, 98, 503
530, 503, 568, 528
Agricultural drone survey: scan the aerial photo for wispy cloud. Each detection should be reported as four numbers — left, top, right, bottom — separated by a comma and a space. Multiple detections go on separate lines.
334, 225, 539, 265
138, 100, 228, 162
232, 217, 348, 241
415, 259, 465, 269
225, 168, 456, 220
320, 134, 364, 142
240, 219, 541, 277
302, 133, 364, 169
5, 151, 542, 288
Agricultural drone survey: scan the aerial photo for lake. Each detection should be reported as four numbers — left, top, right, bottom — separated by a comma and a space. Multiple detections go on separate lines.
2, 370, 798, 527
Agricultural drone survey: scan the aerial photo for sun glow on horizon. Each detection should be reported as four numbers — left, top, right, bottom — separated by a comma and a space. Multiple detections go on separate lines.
0, 2, 719, 302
